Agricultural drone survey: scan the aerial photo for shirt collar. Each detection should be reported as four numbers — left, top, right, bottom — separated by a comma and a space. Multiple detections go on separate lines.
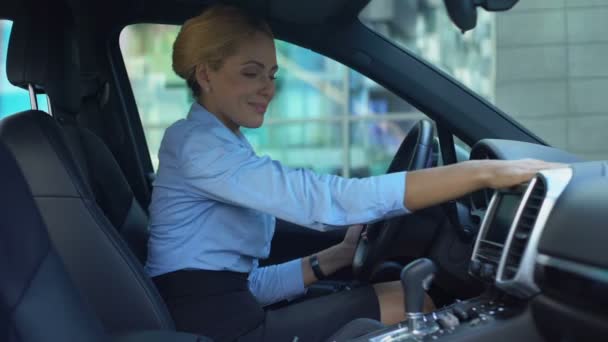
187, 102, 251, 149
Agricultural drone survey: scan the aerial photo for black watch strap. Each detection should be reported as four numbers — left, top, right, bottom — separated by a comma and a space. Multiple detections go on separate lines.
309, 254, 326, 280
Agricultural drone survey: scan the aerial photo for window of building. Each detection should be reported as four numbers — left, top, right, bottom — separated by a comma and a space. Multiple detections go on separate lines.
120, 24, 434, 177
361, 0, 608, 161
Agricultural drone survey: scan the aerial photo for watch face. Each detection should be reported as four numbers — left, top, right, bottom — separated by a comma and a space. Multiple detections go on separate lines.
310, 255, 325, 279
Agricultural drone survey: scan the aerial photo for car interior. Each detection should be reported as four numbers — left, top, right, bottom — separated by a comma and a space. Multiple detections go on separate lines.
1, 0, 607, 341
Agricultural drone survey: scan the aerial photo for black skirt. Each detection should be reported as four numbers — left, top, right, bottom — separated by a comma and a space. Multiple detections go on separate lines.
153, 269, 380, 342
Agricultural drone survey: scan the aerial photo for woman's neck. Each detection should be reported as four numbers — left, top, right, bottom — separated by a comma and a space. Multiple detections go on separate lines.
197, 99, 240, 134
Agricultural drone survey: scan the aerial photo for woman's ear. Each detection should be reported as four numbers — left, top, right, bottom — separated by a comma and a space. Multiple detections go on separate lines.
195, 64, 211, 93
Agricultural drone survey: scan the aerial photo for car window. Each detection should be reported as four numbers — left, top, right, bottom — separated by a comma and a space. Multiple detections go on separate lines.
120, 24, 435, 177
0, 20, 48, 118
361, 0, 608, 161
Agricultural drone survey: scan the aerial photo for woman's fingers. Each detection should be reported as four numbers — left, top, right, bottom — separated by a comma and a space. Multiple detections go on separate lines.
342, 224, 364, 247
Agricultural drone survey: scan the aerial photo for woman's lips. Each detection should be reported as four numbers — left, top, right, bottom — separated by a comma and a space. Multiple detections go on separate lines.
250, 103, 267, 114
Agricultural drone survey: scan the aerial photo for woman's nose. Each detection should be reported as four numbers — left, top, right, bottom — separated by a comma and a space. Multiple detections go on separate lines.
259, 78, 275, 99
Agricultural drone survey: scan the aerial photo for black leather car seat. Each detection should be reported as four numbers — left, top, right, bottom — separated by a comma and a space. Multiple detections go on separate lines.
5, 4, 150, 266
0, 8, 172, 334
0, 141, 106, 342
0, 141, 208, 342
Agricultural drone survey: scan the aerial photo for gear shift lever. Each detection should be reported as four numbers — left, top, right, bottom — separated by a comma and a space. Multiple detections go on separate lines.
401, 258, 436, 313
400, 258, 438, 335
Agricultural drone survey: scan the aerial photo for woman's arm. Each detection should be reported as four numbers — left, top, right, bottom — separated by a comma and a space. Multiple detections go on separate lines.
181, 144, 407, 231
181, 136, 565, 229
404, 159, 565, 211
247, 226, 361, 306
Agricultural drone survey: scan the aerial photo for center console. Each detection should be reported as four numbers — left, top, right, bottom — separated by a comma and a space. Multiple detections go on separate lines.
353, 294, 524, 342
351, 168, 572, 342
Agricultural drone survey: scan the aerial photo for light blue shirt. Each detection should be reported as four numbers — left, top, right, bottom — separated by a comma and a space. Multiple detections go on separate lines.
145, 102, 409, 305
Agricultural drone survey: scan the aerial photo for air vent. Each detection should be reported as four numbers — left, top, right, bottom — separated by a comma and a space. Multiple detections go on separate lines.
477, 240, 503, 264
502, 178, 547, 279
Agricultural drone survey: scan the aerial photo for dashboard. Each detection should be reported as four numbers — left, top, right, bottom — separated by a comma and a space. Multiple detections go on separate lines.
354, 139, 608, 341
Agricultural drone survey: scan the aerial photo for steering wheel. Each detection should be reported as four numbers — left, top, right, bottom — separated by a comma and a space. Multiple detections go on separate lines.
352, 119, 434, 280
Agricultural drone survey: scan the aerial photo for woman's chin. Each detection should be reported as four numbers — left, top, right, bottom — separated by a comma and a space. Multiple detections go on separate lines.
242, 118, 264, 129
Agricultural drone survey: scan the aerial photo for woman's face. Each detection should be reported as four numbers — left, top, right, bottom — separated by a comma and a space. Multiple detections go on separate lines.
198, 31, 277, 133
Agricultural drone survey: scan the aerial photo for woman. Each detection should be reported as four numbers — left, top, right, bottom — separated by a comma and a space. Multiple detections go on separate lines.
145, 5, 563, 342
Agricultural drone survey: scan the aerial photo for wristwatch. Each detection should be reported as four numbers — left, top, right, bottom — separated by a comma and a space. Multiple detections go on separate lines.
309, 254, 326, 280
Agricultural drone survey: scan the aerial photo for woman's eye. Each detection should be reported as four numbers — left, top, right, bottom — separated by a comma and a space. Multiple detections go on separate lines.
243, 73, 257, 78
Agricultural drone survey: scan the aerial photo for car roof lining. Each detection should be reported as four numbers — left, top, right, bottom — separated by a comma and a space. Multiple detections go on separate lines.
53, 0, 371, 38
126, 0, 368, 25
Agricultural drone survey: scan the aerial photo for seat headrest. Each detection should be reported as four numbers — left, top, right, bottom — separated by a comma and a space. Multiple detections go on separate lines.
6, 10, 80, 115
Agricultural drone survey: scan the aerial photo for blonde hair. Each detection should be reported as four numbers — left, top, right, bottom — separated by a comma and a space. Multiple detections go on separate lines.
172, 5, 273, 97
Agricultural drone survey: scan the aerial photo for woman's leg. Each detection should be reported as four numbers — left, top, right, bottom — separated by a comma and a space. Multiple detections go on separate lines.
373, 281, 436, 325
248, 282, 435, 341
257, 285, 381, 342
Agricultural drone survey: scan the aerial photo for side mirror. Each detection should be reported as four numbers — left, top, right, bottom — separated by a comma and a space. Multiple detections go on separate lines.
444, 0, 519, 33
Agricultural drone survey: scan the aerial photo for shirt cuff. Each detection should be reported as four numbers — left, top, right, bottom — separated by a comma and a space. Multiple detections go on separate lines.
248, 258, 306, 306
281, 258, 306, 299
378, 171, 410, 215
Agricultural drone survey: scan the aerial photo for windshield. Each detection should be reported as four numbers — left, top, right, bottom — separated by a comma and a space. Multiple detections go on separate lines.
361, 0, 608, 161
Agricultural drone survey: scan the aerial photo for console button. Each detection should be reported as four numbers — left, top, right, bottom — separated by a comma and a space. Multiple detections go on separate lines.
467, 307, 479, 319
436, 312, 460, 330
469, 318, 481, 327
452, 306, 469, 321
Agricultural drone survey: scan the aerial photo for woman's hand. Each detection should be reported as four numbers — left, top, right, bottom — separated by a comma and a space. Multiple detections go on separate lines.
479, 159, 567, 189
339, 224, 364, 259
302, 224, 365, 285
342, 224, 364, 249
